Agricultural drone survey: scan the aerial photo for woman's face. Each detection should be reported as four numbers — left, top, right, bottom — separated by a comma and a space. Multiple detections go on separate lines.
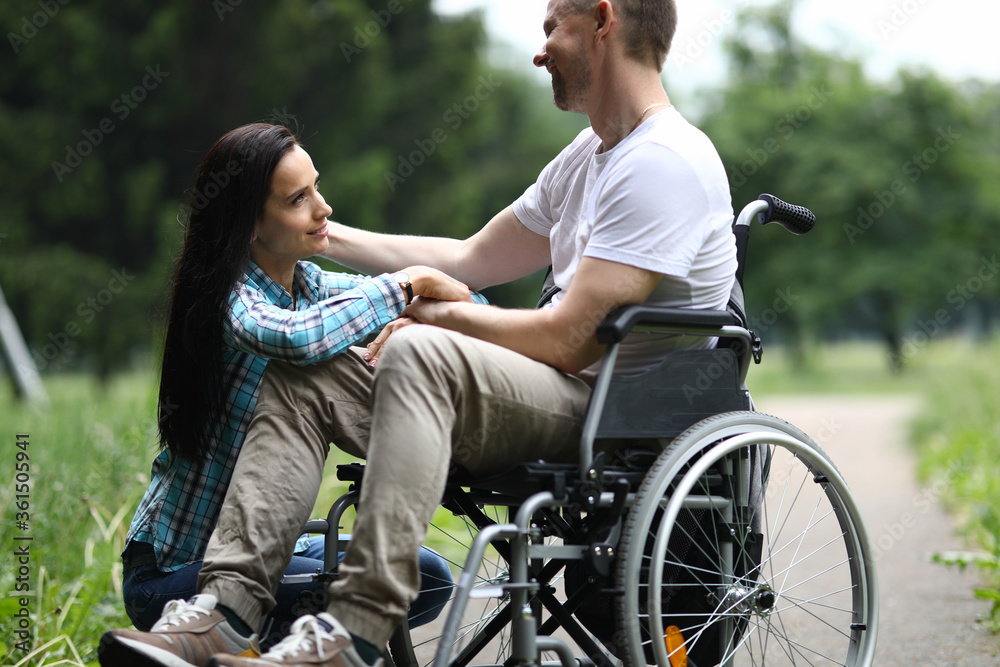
252, 145, 332, 271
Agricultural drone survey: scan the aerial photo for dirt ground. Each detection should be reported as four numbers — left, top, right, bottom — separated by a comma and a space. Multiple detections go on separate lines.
755, 395, 1000, 666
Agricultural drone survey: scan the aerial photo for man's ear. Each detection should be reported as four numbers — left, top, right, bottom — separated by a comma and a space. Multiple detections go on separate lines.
594, 0, 615, 43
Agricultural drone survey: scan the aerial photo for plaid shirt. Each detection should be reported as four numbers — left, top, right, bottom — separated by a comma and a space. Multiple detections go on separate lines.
125, 260, 411, 572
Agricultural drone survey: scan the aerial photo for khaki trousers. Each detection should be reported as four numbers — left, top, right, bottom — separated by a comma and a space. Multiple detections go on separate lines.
200, 325, 592, 645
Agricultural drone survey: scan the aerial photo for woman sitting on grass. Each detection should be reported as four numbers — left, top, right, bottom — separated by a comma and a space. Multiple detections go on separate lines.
121, 122, 470, 648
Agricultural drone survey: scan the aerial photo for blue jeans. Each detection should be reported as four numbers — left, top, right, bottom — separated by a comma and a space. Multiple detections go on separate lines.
123, 536, 452, 649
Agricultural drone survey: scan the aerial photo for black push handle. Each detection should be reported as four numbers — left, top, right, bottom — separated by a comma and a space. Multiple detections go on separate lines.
757, 193, 816, 235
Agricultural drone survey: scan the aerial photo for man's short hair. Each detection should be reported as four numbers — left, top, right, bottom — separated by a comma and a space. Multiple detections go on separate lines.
567, 0, 678, 71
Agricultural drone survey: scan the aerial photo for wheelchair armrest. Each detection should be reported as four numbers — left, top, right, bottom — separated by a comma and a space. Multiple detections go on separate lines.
596, 305, 739, 344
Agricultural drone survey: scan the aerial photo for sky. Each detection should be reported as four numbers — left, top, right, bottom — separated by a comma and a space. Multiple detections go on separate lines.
432, 0, 1000, 98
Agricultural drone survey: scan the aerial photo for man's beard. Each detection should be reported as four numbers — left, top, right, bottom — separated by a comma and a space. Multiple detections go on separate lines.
552, 57, 591, 113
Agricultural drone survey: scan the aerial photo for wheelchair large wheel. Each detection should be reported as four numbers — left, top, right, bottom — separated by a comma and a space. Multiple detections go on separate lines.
615, 412, 878, 667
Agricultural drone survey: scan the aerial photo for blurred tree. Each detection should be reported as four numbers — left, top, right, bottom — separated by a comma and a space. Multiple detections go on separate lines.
0, 0, 583, 378
6, 0, 994, 378
698, 0, 999, 369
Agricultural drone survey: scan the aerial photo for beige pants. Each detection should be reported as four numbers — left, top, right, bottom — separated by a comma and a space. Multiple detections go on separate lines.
199, 325, 592, 645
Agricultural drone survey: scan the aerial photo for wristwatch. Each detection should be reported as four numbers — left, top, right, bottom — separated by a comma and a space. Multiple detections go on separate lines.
393, 271, 413, 305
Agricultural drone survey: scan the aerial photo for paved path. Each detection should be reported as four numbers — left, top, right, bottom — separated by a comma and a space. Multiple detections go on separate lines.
755, 395, 999, 666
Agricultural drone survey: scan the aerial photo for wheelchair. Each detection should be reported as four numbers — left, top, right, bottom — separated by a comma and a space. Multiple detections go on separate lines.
294, 194, 879, 667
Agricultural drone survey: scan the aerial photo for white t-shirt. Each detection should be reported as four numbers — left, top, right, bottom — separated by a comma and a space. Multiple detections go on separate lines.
513, 107, 737, 373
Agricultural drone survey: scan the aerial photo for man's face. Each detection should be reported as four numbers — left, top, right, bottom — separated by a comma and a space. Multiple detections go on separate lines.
533, 0, 593, 112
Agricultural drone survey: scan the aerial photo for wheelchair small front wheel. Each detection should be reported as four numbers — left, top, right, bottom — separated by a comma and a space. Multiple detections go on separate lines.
614, 411, 878, 667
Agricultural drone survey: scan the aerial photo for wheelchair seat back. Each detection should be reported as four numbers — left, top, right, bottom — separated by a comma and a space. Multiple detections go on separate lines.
593, 346, 750, 440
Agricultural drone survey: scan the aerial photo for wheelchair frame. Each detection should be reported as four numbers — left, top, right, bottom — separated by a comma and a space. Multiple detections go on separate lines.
294, 195, 879, 667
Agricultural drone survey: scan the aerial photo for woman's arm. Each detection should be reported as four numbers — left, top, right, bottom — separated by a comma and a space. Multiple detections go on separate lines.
225, 266, 472, 365
225, 276, 405, 365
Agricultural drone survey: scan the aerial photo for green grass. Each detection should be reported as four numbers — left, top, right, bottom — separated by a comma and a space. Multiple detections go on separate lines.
908, 338, 1000, 631
3, 336, 999, 665
745, 337, 985, 396
1, 372, 158, 666
0, 367, 473, 666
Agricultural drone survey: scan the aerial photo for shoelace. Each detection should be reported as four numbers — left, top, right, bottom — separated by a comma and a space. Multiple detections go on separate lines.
151, 599, 212, 632
265, 616, 336, 660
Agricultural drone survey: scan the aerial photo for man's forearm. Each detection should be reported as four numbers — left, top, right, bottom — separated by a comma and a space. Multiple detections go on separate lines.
409, 300, 604, 374
405, 256, 662, 374
323, 222, 464, 277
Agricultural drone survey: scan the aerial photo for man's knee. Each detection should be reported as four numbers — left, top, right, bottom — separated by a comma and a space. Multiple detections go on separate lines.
378, 325, 465, 381
383, 323, 457, 354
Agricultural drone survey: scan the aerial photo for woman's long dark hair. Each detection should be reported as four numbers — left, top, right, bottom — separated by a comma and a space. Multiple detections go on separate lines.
159, 123, 299, 463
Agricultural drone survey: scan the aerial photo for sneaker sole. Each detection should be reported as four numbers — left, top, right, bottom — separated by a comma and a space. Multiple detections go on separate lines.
98, 631, 203, 667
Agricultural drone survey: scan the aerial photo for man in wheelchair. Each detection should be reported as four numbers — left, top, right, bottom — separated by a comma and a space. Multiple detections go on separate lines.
99, 1, 740, 665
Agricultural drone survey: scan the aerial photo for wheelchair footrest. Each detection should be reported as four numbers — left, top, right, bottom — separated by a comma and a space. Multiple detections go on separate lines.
468, 585, 506, 599
468, 581, 537, 599
527, 544, 587, 560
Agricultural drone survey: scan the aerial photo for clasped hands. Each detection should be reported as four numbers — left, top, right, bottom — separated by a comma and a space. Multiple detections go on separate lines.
364, 265, 472, 367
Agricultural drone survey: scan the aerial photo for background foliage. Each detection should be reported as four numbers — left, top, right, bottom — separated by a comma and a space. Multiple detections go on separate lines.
0, 0, 586, 381
696, 1, 999, 366
909, 339, 1000, 631
1, 1, 997, 378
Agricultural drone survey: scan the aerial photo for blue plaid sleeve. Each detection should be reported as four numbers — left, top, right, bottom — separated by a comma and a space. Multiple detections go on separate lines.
224, 274, 406, 365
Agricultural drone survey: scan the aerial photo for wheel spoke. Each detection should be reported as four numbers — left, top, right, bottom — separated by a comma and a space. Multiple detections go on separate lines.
395, 415, 877, 667
614, 414, 876, 667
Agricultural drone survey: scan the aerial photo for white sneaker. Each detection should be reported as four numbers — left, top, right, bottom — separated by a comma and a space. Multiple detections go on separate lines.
208, 613, 381, 667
